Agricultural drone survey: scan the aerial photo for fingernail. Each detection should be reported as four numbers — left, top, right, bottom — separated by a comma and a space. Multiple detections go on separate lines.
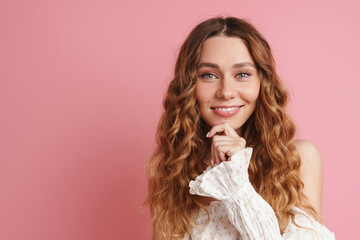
206, 132, 209, 138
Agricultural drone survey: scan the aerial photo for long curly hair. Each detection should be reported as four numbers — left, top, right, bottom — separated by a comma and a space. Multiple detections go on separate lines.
143, 17, 318, 239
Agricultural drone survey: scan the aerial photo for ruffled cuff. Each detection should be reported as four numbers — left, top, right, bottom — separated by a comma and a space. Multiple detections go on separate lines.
189, 147, 336, 240
189, 148, 282, 239
189, 148, 253, 200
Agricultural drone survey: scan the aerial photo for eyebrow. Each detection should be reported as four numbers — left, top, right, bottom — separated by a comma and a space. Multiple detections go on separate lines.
198, 62, 256, 69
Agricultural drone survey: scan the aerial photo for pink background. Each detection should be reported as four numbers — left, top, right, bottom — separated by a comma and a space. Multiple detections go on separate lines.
0, 0, 359, 239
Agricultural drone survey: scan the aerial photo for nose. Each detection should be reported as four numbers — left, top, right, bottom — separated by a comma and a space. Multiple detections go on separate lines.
216, 77, 236, 99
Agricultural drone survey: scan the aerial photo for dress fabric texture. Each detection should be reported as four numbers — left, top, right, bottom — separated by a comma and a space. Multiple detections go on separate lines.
186, 148, 336, 240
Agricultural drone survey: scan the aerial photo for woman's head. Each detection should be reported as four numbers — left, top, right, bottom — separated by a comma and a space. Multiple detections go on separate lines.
172, 17, 283, 134
196, 36, 260, 131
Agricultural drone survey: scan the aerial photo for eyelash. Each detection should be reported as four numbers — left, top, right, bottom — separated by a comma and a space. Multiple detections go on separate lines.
200, 73, 218, 79
236, 72, 251, 78
199, 72, 251, 79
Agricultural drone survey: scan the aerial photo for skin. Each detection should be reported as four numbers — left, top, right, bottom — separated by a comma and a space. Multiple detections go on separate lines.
294, 139, 323, 220
196, 36, 261, 136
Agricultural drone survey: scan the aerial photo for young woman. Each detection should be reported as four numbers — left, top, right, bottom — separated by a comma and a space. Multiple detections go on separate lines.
144, 17, 335, 239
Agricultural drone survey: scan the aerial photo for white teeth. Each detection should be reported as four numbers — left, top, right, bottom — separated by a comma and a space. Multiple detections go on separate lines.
214, 106, 240, 112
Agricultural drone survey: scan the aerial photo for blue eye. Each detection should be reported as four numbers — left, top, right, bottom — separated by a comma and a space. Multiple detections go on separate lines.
236, 72, 250, 78
200, 73, 217, 79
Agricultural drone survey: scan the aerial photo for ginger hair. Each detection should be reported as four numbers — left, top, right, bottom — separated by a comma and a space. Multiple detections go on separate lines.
143, 17, 318, 239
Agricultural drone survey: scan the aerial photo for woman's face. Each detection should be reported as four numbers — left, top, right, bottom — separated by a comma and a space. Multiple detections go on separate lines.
195, 36, 261, 131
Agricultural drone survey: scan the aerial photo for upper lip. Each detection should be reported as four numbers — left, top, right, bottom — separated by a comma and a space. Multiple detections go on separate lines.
211, 105, 244, 109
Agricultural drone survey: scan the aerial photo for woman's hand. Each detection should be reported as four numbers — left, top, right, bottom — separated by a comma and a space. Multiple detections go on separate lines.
207, 122, 246, 165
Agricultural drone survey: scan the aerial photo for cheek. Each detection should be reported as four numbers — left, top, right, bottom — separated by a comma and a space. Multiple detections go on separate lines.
239, 85, 260, 103
195, 89, 208, 120
249, 89, 260, 102
195, 85, 209, 107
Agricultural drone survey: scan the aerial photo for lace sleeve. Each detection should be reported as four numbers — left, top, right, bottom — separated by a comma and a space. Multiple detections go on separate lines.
189, 148, 335, 240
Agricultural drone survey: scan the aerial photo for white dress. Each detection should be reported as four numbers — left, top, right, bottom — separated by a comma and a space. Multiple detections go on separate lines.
187, 148, 336, 240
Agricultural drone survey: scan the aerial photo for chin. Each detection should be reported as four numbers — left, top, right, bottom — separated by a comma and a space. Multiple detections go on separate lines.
210, 120, 243, 131
230, 124, 243, 131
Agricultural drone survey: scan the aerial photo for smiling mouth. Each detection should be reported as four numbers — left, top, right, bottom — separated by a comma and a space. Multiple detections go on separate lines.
210, 105, 244, 117
210, 106, 243, 112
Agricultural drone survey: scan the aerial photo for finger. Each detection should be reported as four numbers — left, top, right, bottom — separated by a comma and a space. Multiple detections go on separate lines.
240, 137, 246, 148
213, 140, 233, 163
217, 146, 227, 162
219, 135, 246, 149
211, 140, 243, 164
207, 122, 239, 138
212, 136, 246, 150
225, 144, 244, 156
213, 140, 246, 158
211, 137, 222, 165
212, 135, 240, 142
217, 144, 242, 158
207, 124, 227, 138
214, 142, 222, 165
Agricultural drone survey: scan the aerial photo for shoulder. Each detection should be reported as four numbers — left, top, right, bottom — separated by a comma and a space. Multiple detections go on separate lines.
293, 139, 322, 162
293, 139, 323, 169
293, 139, 323, 217
292, 139, 323, 181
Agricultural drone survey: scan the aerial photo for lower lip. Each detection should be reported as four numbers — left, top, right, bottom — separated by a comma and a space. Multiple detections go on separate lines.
211, 106, 243, 117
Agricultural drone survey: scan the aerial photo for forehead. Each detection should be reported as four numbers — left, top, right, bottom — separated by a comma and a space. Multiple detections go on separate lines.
199, 36, 254, 64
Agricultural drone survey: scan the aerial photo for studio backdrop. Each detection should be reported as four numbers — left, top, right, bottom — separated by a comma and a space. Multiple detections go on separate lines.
0, 0, 359, 239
